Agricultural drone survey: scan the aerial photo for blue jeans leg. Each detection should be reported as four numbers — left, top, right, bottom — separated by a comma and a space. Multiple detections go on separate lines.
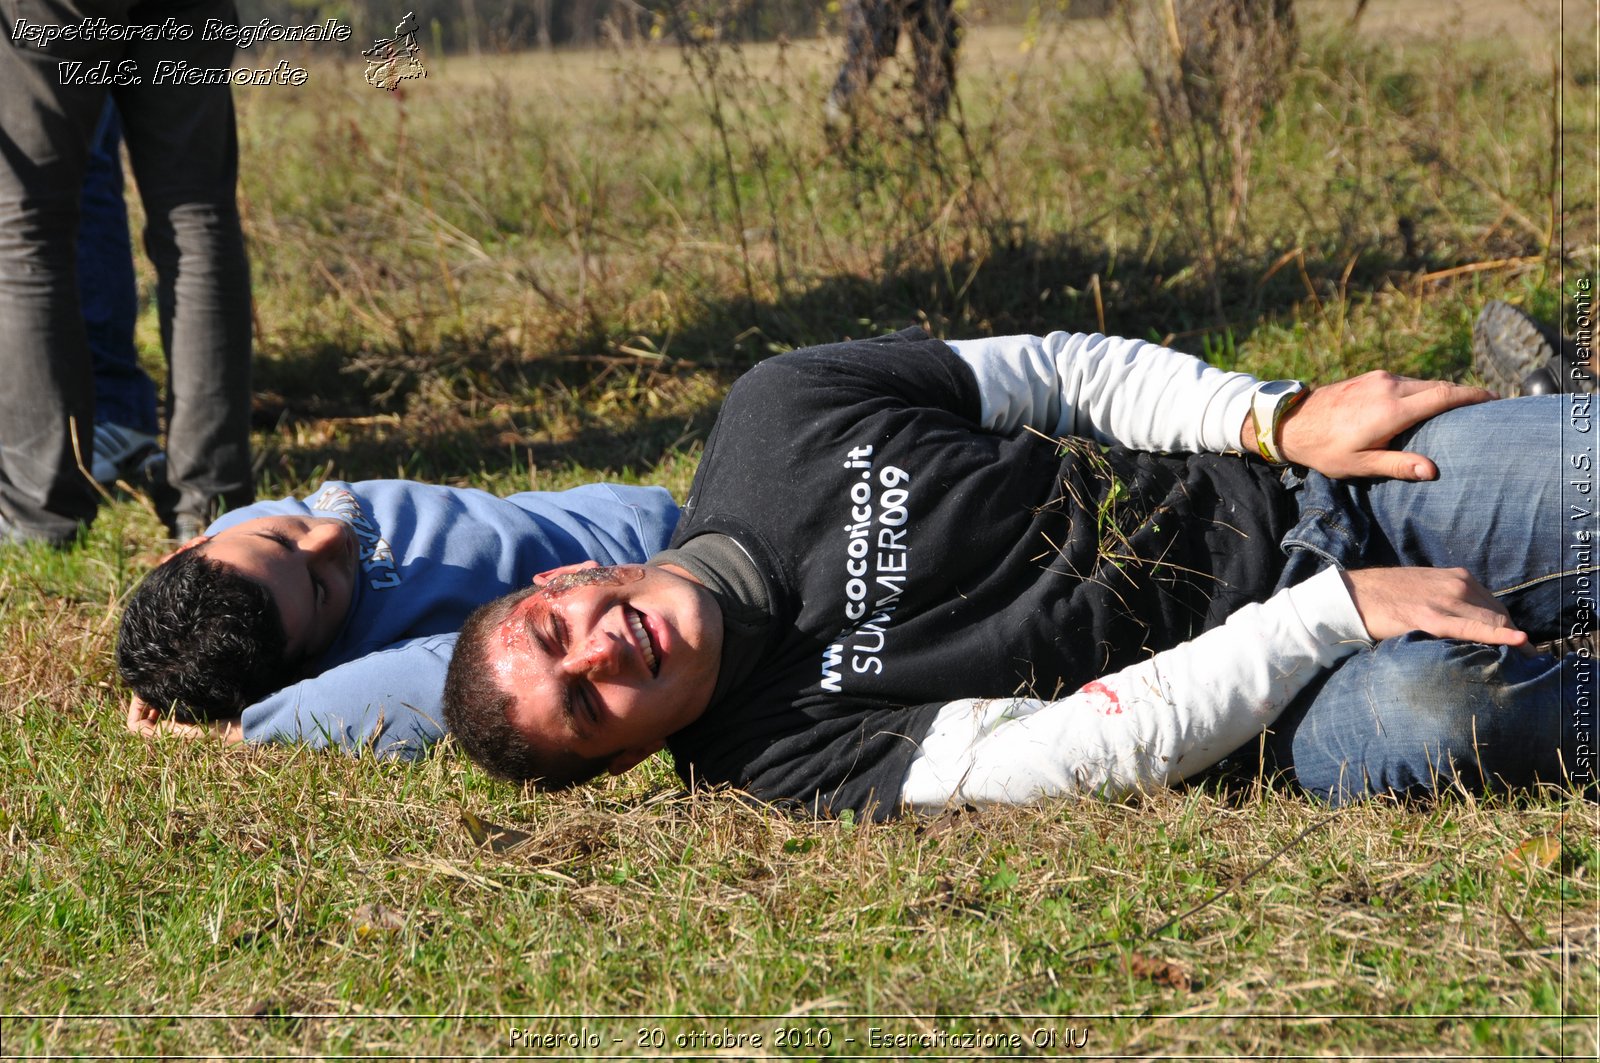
80, 100, 158, 436
1281, 395, 1584, 638
1269, 634, 1583, 803
1269, 395, 1596, 798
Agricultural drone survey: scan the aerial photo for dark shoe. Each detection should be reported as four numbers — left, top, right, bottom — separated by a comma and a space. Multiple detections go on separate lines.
1473, 300, 1595, 396
128, 450, 167, 495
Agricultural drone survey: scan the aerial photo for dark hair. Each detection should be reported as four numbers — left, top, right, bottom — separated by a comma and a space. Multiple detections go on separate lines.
443, 590, 610, 789
116, 548, 290, 721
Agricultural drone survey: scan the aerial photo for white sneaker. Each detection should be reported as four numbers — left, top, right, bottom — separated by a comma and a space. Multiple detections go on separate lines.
91, 422, 160, 485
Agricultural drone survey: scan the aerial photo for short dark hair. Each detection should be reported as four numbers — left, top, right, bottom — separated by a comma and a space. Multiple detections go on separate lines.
116, 548, 290, 721
443, 590, 610, 788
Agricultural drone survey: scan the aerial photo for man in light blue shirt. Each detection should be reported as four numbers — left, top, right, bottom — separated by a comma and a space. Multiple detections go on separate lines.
119, 480, 678, 758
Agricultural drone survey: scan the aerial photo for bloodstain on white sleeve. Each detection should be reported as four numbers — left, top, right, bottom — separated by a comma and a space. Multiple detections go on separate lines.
1078, 680, 1124, 715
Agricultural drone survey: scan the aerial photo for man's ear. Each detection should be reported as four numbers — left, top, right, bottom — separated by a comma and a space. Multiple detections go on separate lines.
606, 741, 664, 775
532, 559, 600, 586
159, 534, 210, 565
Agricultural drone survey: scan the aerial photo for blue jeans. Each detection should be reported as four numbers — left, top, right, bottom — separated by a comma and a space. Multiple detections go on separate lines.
1264, 395, 1596, 802
80, 100, 158, 436
0, 0, 253, 542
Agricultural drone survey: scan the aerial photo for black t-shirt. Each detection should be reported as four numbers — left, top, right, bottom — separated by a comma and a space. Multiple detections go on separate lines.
666, 330, 1294, 818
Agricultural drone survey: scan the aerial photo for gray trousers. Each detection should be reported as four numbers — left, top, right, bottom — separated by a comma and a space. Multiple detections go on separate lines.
829, 0, 958, 125
0, 0, 252, 542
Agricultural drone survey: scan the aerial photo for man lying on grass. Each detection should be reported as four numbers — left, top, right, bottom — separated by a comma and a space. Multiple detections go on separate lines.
117, 480, 678, 756
442, 327, 1592, 818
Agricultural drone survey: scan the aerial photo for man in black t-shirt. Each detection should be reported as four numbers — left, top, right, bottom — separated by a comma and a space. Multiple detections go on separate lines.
443, 329, 1586, 818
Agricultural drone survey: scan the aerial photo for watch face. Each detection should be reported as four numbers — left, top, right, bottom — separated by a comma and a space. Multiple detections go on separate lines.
1258, 380, 1301, 398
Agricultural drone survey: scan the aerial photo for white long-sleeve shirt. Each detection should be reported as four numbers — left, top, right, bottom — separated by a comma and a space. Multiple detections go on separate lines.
900, 332, 1370, 808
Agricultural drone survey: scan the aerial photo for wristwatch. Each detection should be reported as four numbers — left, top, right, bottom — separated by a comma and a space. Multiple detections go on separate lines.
1250, 380, 1308, 465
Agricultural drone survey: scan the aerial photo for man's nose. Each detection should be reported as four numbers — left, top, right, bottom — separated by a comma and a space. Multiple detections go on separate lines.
560, 633, 623, 678
303, 522, 347, 557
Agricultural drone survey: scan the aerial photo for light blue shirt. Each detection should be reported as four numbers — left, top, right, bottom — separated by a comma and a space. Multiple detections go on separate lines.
208, 480, 679, 757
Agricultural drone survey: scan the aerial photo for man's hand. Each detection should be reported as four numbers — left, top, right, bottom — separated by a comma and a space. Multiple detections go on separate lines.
1276, 371, 1494, 481
125, 695, 244, 744
1342, 567, 1529, 648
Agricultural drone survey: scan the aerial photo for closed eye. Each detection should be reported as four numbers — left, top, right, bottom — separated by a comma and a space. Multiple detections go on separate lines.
528, 597, 599, 734
256, 527, 326, 611
523, 602, 582, 734
564, 681, 598, 735
270, 529, 327, 608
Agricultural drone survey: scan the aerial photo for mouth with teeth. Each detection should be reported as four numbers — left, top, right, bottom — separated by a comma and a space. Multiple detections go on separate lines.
626, 607, 659, 676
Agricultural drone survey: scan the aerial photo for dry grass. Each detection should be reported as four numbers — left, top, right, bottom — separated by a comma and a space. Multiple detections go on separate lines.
3, 2, 1598, 1054
2, 722, 1594, 1054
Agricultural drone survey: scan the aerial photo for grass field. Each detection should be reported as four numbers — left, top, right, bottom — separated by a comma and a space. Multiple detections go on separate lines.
2, 0, 1598, 1056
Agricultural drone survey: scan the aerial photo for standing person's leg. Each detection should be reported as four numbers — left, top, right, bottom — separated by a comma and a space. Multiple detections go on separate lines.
79, 99, 161, 482
827, 0, 900, 121
1268, 395, 1592, 799
114, 0, 253, 535
908, 0, 958, 124
0, 6, 115, 544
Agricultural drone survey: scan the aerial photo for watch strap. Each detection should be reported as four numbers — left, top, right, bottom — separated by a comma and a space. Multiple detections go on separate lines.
1252, 382, 1307, 465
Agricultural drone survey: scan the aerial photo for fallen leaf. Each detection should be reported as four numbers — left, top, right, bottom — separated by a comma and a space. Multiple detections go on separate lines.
351, 902, 405, 938
460, 808, 533, 854
914, 804, 978, 839
1503, 834, 1564, 874
1125, 952, 1193, 991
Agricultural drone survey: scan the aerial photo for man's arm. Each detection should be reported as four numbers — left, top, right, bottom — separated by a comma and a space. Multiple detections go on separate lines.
946, 333, 1496, 481
901, 566, 1526, 809
127, 635, 455, 757
121, 633, 454, 752
1272, 371, 1495, 481
235, 634, 455, 757
945, 331, 1258, 454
